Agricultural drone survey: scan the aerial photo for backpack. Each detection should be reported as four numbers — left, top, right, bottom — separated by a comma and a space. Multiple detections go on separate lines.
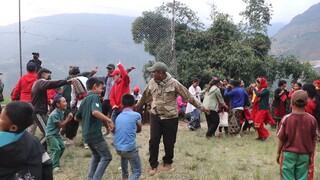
73, 78, 87, 101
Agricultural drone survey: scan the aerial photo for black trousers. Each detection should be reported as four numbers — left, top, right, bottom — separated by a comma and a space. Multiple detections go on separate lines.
149, 114, 178, 169
205, 110, 220, 137
102, 99, 113, 116
64, 109, 79, 140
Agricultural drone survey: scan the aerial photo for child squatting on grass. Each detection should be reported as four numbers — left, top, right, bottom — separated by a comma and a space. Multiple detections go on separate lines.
276, 90, 318, 180
46, 95, 73, 173
114, 94, 143, 180
0, 101, 53, 180
75, 77, 114, 180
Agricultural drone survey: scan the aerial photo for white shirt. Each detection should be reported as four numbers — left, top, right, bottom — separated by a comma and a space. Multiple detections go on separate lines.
185, 85, 201, 114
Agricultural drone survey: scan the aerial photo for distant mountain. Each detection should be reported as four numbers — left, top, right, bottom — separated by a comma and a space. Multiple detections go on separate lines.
0, 14, 152, 96
270, 2, 320, 61
267, 22, 285, 37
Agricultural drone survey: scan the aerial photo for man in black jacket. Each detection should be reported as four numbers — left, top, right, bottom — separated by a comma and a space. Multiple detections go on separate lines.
31, 68, 74, 145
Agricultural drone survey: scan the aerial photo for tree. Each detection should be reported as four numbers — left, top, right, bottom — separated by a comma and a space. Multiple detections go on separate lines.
131, 11, 171, 57
240, 0, 273, 33
133, 1, 319, 88
156, 1, 203, 30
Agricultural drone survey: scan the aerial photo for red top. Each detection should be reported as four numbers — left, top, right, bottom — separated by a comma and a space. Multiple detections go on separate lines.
288, 90, 294, 99
305, 98, 316, 116
110, 64, 130, 110
11, 72, 37, 102
47, 89, 56, 104
277, 113, 318, 154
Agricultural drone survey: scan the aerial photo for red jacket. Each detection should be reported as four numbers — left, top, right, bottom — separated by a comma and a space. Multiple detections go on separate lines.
47, 89, 56, 104
11, 72, 37, 102
110, 64, 130, 110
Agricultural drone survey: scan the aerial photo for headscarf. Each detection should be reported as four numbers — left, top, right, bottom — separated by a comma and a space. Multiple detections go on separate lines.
258, 77, 268, 91
313, 80, 320, 90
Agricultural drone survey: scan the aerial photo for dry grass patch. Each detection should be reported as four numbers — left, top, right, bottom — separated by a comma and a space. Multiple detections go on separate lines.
50, 120, 320, 180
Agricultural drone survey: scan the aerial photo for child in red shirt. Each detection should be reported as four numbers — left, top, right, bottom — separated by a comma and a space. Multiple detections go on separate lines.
277, 90, 318, 180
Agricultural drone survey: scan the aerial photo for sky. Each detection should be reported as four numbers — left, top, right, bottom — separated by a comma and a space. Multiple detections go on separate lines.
0, 0, 319, 26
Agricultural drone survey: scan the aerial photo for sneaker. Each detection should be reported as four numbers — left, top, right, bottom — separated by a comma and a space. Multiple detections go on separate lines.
53, 167, 62, 173
148, 168, 158, 175
84, 143, 89, 149
106, 132, 114, 139
161, 163, 172, 171
64, 138, 73, 145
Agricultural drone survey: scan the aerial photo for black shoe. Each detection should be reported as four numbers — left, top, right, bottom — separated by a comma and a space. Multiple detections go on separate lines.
255, 137, 267, 141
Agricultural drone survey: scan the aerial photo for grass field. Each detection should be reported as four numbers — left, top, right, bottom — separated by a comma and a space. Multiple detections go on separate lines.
51, 119, 320, 180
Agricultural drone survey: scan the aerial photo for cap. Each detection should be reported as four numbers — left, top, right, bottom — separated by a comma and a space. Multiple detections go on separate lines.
32, 52, 39, 55
109, 69, 121, 77
37, 68, 52, 79
313, 80, 320, 85
26, 61, 37, 72
69, 66, 80, 75
133, 86, 140, 92
147, 62, 167, 72
291, 90, 308, 105
106, 64, 115, 69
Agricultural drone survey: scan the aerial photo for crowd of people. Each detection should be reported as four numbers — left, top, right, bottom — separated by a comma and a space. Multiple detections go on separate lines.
0, 52, 319, 179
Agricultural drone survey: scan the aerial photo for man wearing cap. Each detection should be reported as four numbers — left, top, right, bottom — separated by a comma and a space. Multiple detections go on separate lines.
28, 52, 42, 72
31, 68, 75, 145
61, 66, 97, 146
100, 63, 116, 118
132, 86, 142, 102
11, 62, 38, 102
109, 62, 131, 123
136, 62, 209, 175
276, 90, 318, 180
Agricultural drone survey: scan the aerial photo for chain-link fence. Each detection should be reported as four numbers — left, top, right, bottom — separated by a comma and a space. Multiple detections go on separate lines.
0, 0, 319, 98
0, 1, 180, 97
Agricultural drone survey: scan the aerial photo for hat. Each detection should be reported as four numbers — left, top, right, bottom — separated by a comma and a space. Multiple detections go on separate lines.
147, 62, 167, 72
37, 68, 52, 79
5, 101, 34, 132
291, 90, 308, 105
69, 66, 80, 75
106, 64, 115, 69
32, 52, 39, 56
133, 86, 140, 92
26, 61, 37, 72
313, 80, 320, 85
109, 69, 121, 77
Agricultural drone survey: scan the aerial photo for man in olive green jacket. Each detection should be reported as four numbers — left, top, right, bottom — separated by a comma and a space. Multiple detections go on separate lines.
136, 62, 209, 175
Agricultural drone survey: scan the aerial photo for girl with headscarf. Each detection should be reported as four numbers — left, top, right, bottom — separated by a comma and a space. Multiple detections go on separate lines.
252, 78, 276, 141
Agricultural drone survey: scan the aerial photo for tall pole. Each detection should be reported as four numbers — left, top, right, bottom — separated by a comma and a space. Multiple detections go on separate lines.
19, 0, 22, 77
171, 0, 178, 79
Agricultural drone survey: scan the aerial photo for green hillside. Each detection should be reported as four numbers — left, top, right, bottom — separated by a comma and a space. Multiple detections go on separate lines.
0, 14, 152, 96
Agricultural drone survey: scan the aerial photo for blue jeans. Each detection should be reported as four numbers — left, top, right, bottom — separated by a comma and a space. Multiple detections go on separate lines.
111, 109, 122, 123
191, 109, 201, 128
117, 149, 142, 180
87, 141, 112, 180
